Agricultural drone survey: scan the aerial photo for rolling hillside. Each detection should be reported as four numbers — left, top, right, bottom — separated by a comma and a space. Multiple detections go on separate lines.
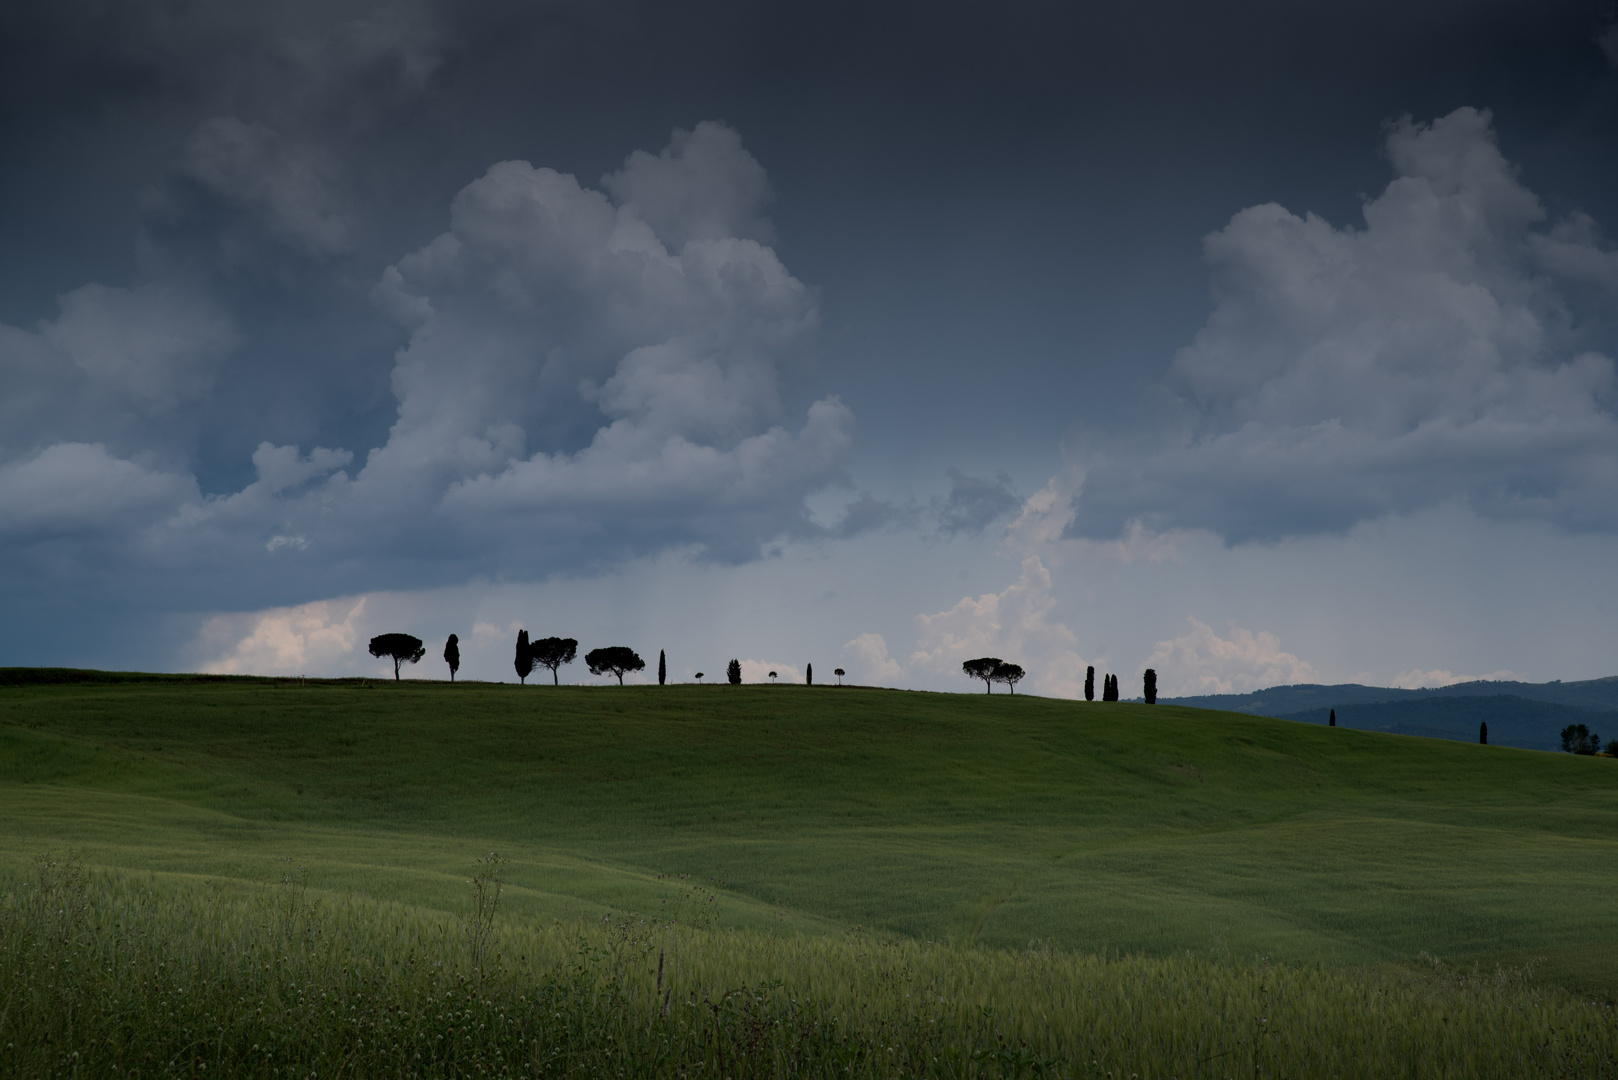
4, 671, 1617, 995
1280, 694, 1615, 751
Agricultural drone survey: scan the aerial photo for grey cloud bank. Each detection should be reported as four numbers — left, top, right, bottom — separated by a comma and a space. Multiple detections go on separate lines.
3, 0, 1618, 686
1, 123, 853, 622
1074, 109, 1618, 544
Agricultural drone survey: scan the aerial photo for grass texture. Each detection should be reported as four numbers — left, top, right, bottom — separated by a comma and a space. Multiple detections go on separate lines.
4, 856, 1615, 1078
2, 677, 1618, 1074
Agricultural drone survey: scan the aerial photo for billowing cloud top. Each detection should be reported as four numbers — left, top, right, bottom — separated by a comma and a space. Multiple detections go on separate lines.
1073, 108, 1618, 543
0, 123, 853, 612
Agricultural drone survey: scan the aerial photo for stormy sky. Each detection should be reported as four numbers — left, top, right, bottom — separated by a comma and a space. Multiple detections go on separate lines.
4, 0, 1618, 694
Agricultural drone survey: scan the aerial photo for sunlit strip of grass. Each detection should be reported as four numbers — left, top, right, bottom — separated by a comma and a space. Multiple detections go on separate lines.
3, 856, 1614, 1079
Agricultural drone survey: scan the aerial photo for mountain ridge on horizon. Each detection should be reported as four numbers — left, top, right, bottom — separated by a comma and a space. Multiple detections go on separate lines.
1165, 674, 1618, 715
1164, 676, 1618, 753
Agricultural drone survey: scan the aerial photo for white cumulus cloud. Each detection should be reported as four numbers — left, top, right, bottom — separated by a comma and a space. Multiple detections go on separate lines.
1075, 107, 1618, 543
1146, 617, 1317, 697
841, 633, 904, 686
0, 123, 855, 613
361, 124, 851, 564
908, 556, 1089, 697
602, 121, 775, 251
736, 659, 801, 684
1390, 667, 1526, 690
199, 595, 369, 675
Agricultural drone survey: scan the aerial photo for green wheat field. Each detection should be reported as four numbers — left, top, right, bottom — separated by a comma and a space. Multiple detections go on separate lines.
3, 673, 1617, 1077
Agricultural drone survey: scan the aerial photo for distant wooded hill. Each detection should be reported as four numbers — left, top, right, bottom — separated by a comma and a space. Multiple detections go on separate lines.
1166, 677, 1618, 752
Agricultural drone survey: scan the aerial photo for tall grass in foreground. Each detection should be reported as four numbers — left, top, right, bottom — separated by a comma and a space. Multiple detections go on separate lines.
2, 857, 1614, 1079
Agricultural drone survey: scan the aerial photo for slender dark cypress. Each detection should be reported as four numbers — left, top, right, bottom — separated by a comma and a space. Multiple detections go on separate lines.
1085, 666, 1095, 702
1329, 709, 1336, 727
1480, 721, 1488, 745
658, 649, 666, 686
806, 662, 813, 686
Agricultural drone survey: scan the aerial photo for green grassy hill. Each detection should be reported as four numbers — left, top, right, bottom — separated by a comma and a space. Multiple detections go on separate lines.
1280, 694, 1617, 751
4, 674, 1617, 995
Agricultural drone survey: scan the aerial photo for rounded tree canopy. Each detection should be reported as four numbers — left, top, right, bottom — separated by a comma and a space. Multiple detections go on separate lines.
369, 633, 426, 680
586, 646, 645, 685
991, 661, 1025, 693
962, 656, 1002, 692
530, 637, 578, 684
370, 633, 425, 660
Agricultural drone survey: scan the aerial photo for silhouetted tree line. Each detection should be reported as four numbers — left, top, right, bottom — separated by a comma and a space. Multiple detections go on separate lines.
368, 629, 832, 688
372, 629, 1168, 704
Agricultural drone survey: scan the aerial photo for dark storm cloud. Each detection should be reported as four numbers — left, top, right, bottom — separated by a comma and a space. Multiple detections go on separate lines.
0, 121, 853, 623
2, 0, 1617, 666
936, 469, 1021, 538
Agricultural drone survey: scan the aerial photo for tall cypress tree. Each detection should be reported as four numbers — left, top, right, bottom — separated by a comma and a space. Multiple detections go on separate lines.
1085, 666, 1095, 702
1479, 721, 1487, 745
806, 662, 813, 685
658, 649, 666, 685
1143, 668, 1157, 705
513, 630, 533, 685
1329, 708, 1336, 727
